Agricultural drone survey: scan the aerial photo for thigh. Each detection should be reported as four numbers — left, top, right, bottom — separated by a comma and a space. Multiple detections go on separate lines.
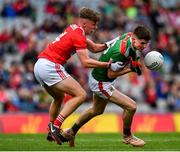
49, 76, 86, 97
44, 83, 64, 100
109, 89, 136, 110
92, 94, 108, 112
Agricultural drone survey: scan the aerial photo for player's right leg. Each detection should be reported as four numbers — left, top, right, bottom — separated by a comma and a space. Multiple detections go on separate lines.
74, 94, 108, 129
44, 84, 64, 143
46, 101, 61, 142
64, 94, 108, 147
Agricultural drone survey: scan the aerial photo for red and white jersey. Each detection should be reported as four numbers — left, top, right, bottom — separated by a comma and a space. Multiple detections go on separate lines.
38, 24, 87, 65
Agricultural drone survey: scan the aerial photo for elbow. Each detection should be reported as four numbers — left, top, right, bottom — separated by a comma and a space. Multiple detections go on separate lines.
108, 75, 115, 79
89, 46, 97, 53
81, 60, 89, 68
89, 45, 105, 53
83, 64, 89, 68
107, 73, 115, 79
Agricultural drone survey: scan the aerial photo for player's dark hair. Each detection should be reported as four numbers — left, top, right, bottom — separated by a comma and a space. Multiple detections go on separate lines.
134, 25, 151, 41
79, 7, 100, 23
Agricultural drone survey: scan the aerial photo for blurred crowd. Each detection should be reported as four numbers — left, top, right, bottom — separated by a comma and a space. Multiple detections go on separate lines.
0, 0, 179, 113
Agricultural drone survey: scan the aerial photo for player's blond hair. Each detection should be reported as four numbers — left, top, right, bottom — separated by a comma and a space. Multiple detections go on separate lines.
79, 7, 100, 23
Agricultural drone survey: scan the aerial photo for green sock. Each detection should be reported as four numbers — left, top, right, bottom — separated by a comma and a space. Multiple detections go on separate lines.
71, 123, 80, 134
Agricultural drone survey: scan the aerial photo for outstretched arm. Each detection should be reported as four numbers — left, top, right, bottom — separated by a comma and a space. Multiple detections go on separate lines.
77, 49, 125, 71
86, 36, 120, 53
77, 49, 109, 68
86, 39, 107, 53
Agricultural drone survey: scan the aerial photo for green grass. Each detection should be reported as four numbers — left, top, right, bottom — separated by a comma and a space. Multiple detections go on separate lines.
0, 133, 180, 151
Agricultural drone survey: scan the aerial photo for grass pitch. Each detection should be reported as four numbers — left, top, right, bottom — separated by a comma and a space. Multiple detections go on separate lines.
0, 133, 180, 151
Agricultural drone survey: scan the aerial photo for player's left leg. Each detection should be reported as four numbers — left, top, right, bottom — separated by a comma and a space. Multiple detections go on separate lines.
109, 89, 145, 147
110, 88, 136, 129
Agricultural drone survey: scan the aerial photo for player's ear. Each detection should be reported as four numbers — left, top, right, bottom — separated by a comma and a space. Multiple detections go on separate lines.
81, 22, 86, 29
81, 18, 87, 26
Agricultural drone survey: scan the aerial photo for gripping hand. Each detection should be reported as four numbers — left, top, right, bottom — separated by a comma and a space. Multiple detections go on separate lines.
105, 36, 120, 48
109, 61, 125, 72
130, 57, 142, 75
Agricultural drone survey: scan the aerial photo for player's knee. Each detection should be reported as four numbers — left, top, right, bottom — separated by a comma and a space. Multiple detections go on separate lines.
129, 102, 137, 113
92, 108, 104, 116
78, 91, 87, 104
53, 96, 64, 105
53, 100, 62, 106
95, 110, 104, 116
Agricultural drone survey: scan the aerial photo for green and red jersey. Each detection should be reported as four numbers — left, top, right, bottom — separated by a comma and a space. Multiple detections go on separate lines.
92, 32, 140, 82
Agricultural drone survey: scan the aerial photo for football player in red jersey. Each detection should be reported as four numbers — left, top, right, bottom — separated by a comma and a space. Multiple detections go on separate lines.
34, 7, 122, 145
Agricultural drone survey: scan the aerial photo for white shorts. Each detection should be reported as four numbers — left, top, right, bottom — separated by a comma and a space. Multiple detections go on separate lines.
88, 74, 115, 99
34, 58, 70, 86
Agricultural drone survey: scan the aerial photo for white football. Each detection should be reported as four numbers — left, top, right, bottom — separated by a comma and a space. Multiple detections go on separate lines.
144, 51, 164, 70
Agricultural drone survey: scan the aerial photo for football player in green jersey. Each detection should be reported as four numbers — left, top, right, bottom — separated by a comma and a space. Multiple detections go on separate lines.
65, 25, 151, 147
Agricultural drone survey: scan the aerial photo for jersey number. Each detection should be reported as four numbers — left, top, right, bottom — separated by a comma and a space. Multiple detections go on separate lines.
52, 32, 67, 43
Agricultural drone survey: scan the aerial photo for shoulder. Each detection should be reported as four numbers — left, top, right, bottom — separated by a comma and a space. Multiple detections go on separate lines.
120, 32, 133, 40
66, 24, 86, 42
68, 24, 85, 35
119, 32, 133, 55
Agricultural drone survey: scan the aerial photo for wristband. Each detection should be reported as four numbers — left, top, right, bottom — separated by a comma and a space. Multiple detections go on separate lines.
107, 61, 112, 68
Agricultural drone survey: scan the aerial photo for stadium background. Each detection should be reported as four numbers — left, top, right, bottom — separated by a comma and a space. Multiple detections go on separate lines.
0, 0, 179, 134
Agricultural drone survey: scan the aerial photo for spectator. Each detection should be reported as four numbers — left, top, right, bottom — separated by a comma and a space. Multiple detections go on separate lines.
0, 0, 179, 113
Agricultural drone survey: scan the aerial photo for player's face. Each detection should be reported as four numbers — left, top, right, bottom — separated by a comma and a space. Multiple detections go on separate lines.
132, 36, 149, 51
84, 19, 97, 35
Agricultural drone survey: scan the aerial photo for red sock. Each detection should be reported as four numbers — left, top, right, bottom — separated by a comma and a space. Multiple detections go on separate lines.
53, 114, 65, 128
